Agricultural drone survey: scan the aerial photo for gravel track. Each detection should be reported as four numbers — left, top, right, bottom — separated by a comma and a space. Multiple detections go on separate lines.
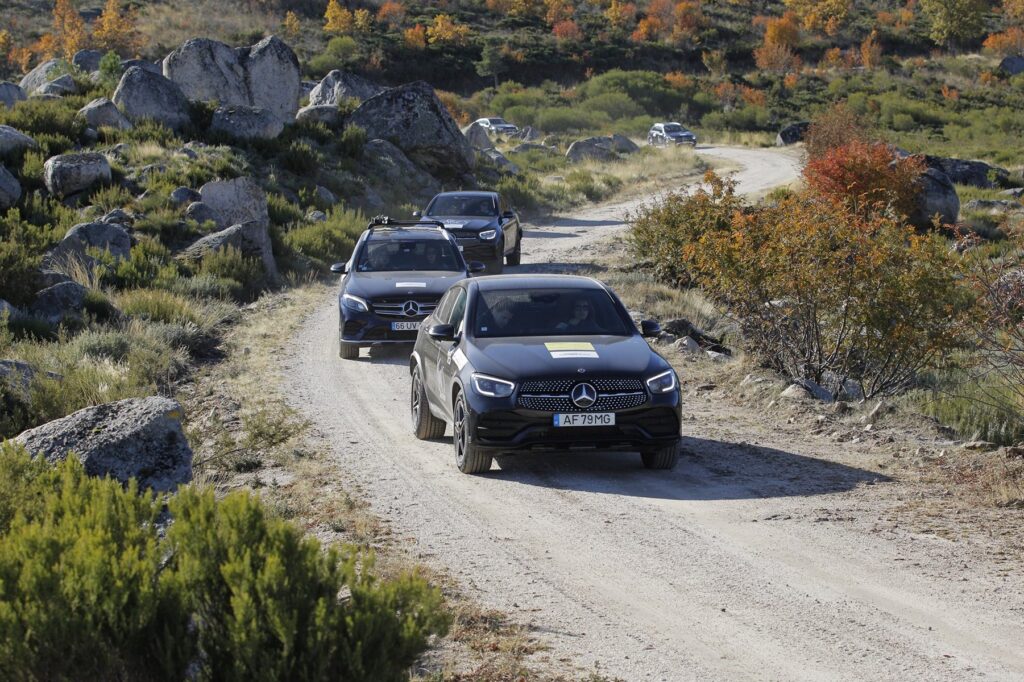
280, 146, 1024, 681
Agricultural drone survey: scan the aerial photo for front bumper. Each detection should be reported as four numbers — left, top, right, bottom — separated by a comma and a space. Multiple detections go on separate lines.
340, 309, 426, 344
455, 238, 502, 263
463, 390, 682, 453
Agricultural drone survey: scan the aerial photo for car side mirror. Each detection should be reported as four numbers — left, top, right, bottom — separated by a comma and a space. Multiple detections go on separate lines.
640, 319, 661, 338
330, 262, 347, 274
427, 323, 456, 341
468, 261, 486, 274
412, 210, 421, 218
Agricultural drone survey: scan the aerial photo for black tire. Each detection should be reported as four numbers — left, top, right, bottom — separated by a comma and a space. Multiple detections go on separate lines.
506, 234, 521, 266
641, 443, 680, 470
453, 392, 492, 474
411, 366, 446, 440
339, 340, 359, 359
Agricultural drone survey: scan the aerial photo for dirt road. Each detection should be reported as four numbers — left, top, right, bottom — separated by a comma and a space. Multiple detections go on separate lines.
280, 146, 1024, 680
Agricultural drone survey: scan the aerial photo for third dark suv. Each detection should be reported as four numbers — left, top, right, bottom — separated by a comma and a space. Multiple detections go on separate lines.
415, 191, 522, 274
331, 217, 485, 360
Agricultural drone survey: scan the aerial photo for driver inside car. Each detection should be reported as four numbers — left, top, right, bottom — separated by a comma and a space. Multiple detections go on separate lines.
556, 298, 595, 333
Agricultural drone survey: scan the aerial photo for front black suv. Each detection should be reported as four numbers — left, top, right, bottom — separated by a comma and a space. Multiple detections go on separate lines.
409, 275, 682, 474
331, 217, 484, 360
415, 191, 522, 274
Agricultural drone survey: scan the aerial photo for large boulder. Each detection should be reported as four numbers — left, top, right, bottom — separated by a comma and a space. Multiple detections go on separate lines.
120, 58, 162, 75
610, 133, 639, 154
462, 121, 493, 150
566, 136, 617, 163
43, 152, 111, 197
198, 176, 269, 229
0, 125, 37, 158
19, 59, 63, 94
112, 66, 192, 131
29, 281, 89, 326
999, 55, 1024, 76
72, 49, 104, 73
77, 97, 133, 130
308, 69, 385, 106
209, 105, 283, 140
513, 126, 541, 142
295, 104, 343, 127
360, 138, 441, 209
910, 167, 960, 228
480, 148, 519, 175
923, 155, 1009, 189
776, 121, 810, 146
163, 35, 301, 125
0, 165, 21, 209
348, 81, 475, 181
52, 221, 132, 262
184, 201, 221, 226
36, 74, 77, 96
963, 198, 1024, 214
180, 220, 277, 279
0, 82, 27, 108
14, 397, 193, 492
162, 38, 249, 107
238, 36, 302, 124
511, 142, 556, 154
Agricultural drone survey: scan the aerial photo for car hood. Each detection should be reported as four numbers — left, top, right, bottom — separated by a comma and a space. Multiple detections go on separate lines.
425, 216, 498, 231
668, 131, 695, 138
344, 271, 463, 300
468, 335, 669, 380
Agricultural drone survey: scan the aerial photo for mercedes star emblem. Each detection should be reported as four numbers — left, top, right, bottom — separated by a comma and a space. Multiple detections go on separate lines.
403, 301, 420, 317
571, 382, 597, 408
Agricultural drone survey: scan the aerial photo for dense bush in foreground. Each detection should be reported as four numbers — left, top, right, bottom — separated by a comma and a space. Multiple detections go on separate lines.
0, 443, 449, 682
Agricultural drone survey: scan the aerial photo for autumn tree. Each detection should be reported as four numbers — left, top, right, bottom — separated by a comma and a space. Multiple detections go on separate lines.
552, 18, 582, 42
52, 0, 88, 60
860, 30, 882, 68
324, 0, 354, 34
983, 26, 1024, 54
1003, 0, 1024, 25
404, 23, 427, 49
486, 0, 540, 17
377, 1, 406, 28
93, 0, 140, 54
544, 0, 575, 25
803, 140, 925, 219
783, 0, 851, 33
426, 14, 470, 45
919, 0, 987, 49
605, 0, 638, 32
281, 11, 301, 39
804, 101, 870, 159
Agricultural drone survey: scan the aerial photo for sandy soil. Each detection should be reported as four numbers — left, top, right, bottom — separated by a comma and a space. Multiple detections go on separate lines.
279, 146, 1024, 681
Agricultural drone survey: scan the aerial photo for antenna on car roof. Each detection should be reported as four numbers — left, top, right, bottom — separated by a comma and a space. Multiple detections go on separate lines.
366, 216, 447, 232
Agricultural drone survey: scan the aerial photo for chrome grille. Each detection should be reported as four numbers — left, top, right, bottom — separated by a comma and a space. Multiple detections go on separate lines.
370, 296, 439, 318
517, 377, 647, 412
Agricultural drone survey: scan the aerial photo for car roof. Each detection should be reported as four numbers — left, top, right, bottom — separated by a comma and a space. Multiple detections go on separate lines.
365, 226, 452, 241
431, 190, 498, 198
468, 274, 608, 292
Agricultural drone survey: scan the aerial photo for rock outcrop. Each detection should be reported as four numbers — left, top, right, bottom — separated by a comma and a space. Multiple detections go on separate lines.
36, 74, 76, 96
198, 176, 269, 229
308, 69, 385, 106
43, 152, 111, 197
359, 138, 441, 208
51, 221, 132, 262
566, 136, 618, 163
77, 98, 133, 130
0, 165, 21, 209
14, 396, 193, 492
19, 59, 63, 94
610, 133, 639, 153
923, 155, 1009, 189
163, 36, 301, 125
0, 82, 27, 108
910, 167, 960, 228
462, 121, 492, 150
776, 121, 810, 146
112, 67, 193, 131
209, 105, 284, 140
72, 49, 104, 73
295, 104, 343, 127
29, 281, 89, 326
181, 221, 277, 278
348, 81, 475, 181
0, 125, 37, 157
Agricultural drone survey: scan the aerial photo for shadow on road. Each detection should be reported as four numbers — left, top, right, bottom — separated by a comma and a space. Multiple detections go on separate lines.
510, 263, 606, 275
362, 344, 414, 366
484, 435, 888, 501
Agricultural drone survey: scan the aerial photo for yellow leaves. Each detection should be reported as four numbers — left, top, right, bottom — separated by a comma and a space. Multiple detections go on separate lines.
426, 14, 470, 45
52, 0, 89, 60
93, 0, 140, 54
324, 0, 354, 35
282, 11, 301, 40
403, 23, 427, 49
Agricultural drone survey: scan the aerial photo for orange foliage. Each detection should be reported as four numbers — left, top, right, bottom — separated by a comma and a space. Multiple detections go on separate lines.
404, 23, 427, 49
980, 70, 1000, 86
437, 90, 470, 125
1004, 0, 1024, 25
52, 0, 88, 60
819, 46, 843, 69
783, 72, 799, 89
741, 87, 767, 106
544, 0, 575, 25
805, 102, 870, 160
664, 70, 693, 89
860, 30, 882, 69
377, 1, 406, 28
762, 11, 800, 48
754, 41, 801, 72
876, 10, 897, 25
552, 18, 582, 42
605, 0, 637, 31
983, 27, 1024, 55
941, 84, 959, 101
803, 140, 924, 220
93, 0, 140, 54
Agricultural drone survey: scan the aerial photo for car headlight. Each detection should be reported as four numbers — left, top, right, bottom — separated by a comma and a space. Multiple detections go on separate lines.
342, 293, 369, 312
472, 373, 515, 398
478, 229, 497, 240
646, 369, 677, 394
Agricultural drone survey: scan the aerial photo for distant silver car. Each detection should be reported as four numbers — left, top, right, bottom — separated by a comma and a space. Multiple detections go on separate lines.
475, 117, 519, 136
648, 122, 697, 147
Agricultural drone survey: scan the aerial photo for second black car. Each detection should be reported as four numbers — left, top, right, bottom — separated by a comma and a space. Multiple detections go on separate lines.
416, 191, 522, 274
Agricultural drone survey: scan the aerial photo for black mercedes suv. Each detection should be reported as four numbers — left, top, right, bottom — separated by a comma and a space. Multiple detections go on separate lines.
414, 191, 522, 274
409, 275, 682, 474
331, 217, 484, 360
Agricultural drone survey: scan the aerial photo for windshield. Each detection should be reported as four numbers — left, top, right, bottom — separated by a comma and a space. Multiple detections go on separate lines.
664, 124, 685, 133
427, 195, 497, 217
474, 288, 631, 338
488, 118, 507, 124
356, 239, 462, 272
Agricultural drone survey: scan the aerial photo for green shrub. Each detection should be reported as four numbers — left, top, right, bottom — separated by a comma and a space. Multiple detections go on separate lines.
0, 98, 86, 151
0, 445, 449, 682
338, 124, 367, 158
116, 289, 233, 346
267, 193, 304, 227
280, 140, 321, 175
281, 207, 364, 269
0, 240, 43, 308
198, 246, 265, 298
163, 275, 243, 301
534, 106, 611, 133
582, 91, 645, 120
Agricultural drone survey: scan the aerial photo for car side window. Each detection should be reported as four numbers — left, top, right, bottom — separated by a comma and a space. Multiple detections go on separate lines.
435, 290, 456, 323
448, 289, 468, 334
